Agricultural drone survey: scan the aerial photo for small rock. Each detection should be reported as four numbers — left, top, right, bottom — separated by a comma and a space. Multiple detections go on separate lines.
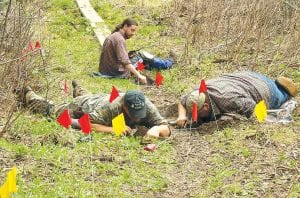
144, 144, 157, 151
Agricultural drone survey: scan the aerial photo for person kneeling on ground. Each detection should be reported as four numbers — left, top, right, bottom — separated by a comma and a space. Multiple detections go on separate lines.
24, 81, 171, 137
98, 18, 176, 83
176, 71, 298, 127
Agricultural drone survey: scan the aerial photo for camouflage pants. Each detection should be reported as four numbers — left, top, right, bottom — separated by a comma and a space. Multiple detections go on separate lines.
25, 84, 95, 118
25, 91, 55, 116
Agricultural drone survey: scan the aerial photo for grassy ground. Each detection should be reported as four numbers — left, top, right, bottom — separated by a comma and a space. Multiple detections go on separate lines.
0, 0, 299, 197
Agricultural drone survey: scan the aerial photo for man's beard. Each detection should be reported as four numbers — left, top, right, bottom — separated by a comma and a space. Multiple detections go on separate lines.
125, 33, 132, 39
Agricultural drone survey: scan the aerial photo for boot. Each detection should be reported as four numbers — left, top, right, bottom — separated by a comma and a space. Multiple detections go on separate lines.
275, 77, 298, 97
71, 80, 90, 98
24, 87, 54, 115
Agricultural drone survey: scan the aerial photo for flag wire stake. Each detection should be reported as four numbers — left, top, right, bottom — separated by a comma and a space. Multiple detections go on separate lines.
207, 93, 219, 132
88, 132, 95, 197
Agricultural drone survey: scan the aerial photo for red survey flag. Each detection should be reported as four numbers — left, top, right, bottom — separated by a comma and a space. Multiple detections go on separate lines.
63, 80, 68, 94
155, 72, 163, 87
136, 60, 145, 71
28, 42, 34, 51
35, 41, 41, 49
21, 49, 27, 62
78, 114, 92, 134
192, 102, 198, 121
57, 109, 72, 128
199, 79, 207, 93
109, 86, 119, 103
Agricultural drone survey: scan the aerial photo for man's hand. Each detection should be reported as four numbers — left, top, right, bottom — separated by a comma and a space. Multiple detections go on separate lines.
125, 64, 147, 84
176, 116, 187, 128
124, 125, 134, 135
146, 126, 160, 137
137, 74, 147, 84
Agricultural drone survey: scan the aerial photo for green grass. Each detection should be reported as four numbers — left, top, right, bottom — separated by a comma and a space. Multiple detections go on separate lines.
3, 116, 174, 196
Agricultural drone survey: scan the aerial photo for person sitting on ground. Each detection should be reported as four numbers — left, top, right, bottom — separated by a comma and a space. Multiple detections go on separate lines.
24, 81, 171, 137
176, 71, 298, 127
99, 18, 176, 83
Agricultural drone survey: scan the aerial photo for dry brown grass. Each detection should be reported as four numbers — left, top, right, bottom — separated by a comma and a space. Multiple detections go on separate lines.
163, 0, 300, 72
0, 0, 48, 134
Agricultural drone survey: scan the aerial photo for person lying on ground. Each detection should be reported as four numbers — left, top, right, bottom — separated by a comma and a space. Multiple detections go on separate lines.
24, 81, 171, 137
99, 18, 176, 83
176, 71, 298, 127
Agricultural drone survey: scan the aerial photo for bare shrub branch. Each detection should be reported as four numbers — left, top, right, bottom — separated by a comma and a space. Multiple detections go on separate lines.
163, 0, 299, 73
0, 0, 49, 135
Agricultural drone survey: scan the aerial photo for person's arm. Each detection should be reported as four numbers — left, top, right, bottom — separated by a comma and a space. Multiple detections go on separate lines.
91, 123, 114, 133
125, 64, 146, 84
91, 123, 133, 134
114, 39, 147, 83
142, 99, 171, 137
176, 102, 188, 127
146, 125, 170, 137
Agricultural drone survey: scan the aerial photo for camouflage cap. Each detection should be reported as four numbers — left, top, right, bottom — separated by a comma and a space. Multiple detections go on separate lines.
186, 91, 206, 113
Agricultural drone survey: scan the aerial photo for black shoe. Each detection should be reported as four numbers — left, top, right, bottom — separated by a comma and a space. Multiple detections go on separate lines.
72, 80, 83, 98
24, 86, 32, 95
71, 80, 80, 89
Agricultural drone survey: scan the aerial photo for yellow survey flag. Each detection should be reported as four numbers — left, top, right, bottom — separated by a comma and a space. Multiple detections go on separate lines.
0, 181, 10, 198
112, 113, 126, 136
254, 100, 267, 122
7, 166, 17, 193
